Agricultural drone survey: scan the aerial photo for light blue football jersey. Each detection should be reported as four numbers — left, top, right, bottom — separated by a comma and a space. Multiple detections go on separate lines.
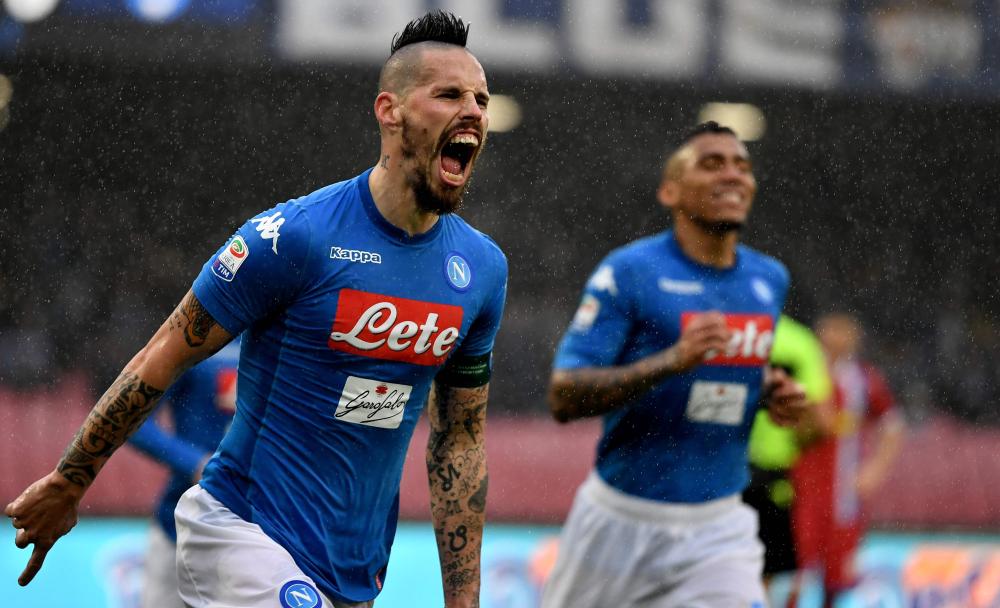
553, 231, 788, 503
191, 168, 507, 603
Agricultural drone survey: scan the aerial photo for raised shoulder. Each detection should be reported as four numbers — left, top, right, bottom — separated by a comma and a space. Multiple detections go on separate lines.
289, 175, 361, 212
444, 216, 509, 282
738, 244, 790, 285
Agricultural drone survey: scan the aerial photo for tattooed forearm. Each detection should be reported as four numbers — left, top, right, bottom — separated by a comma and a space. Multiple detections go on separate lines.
427, 383, 489, 606
547, 347, 684, 422
169, 292, 218, 348
57, 372, 164, 488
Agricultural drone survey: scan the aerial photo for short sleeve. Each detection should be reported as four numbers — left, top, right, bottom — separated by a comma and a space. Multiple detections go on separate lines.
454, 251, 508, 358
192, 202, 312, 336
552, 256, 633, 370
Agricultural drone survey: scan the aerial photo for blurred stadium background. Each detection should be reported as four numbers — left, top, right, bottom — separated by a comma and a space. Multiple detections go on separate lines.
1, 1, 999, 606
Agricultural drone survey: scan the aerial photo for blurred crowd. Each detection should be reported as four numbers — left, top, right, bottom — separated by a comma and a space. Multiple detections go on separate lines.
1, 56, 998, 424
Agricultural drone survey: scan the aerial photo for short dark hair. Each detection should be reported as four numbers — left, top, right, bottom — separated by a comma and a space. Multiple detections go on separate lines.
662, 121, 742, 181
678, 121, 738, 147
390, 11, 470, 56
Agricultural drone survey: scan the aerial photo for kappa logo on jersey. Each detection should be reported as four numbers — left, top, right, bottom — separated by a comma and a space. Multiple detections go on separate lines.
328, 289, 464, 366
445, 254, 472, 291
250, 211, 284, 254
658, 277, 704, 295
330, 246, 382, 264
681, 312, 775, 366
278, 580, 321, 608
211, 235, 250, 282
335, 375, 411, 429
588, 265, 618, 296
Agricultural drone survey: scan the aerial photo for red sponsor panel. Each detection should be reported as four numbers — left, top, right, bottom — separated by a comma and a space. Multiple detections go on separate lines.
680, 312, 774, 366
329, 288, 464, 366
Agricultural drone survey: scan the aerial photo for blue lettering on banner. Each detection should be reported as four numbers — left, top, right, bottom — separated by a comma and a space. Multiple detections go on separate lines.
279, 580, 322, 608
444, 253, 472, 292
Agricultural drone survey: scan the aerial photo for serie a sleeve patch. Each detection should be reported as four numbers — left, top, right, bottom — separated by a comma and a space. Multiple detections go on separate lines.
436, 352, 492, 388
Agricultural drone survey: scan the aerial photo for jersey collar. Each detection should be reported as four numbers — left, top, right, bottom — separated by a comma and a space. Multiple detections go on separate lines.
357, 167, 444, 246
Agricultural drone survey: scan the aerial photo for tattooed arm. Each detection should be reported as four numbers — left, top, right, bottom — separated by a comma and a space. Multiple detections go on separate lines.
426, 382, 489, 608
4, 289, 232, 586
548, 311, 732, 422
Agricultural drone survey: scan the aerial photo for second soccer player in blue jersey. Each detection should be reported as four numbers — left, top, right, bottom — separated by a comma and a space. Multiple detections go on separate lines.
543, 122, 808, 608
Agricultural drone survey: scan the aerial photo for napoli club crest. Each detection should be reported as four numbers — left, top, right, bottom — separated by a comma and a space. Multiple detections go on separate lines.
444, 253, 472, 292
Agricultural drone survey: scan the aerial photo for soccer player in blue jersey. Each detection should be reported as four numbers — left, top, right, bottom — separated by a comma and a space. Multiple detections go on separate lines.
541, 122, 808, 608
6, 11, 506, 608
127, 339, 240, 608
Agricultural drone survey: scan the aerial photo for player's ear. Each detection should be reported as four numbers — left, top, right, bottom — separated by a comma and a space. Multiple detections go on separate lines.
374, 92, 403, 133
657, 180, 678, 211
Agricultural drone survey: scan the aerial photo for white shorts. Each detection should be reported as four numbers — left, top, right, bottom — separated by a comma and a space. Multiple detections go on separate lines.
142, 523, 184, 608
541, 473, 767, 608
174, 485, 374, 608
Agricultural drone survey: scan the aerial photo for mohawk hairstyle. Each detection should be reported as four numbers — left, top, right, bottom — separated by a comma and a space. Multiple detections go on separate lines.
390, 11, 470, 56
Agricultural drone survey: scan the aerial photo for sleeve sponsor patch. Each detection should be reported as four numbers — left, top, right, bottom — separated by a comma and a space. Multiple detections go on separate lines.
211, 235, 250, 282
570, 293, 600, 332
436, 352, 492, 388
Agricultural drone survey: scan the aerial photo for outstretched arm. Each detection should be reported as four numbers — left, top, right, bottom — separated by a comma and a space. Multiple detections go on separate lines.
4, 289, 232, 586
426, 382, 489, 608
548, 311, 731, 422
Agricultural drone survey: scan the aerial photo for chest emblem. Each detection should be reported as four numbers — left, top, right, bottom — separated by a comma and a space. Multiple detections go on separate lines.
444, 253, 472, 291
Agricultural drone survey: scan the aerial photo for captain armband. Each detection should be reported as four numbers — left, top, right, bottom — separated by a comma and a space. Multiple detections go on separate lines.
436, 352, 492, 388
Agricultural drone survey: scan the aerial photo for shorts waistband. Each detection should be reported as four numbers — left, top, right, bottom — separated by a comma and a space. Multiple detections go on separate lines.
582, 472, 741, 525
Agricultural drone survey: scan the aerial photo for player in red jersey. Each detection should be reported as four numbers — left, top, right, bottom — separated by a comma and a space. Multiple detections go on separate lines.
791, 312, 904, 607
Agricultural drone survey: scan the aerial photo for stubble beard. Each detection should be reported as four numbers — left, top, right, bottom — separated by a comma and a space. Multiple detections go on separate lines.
400, 119, 468, 215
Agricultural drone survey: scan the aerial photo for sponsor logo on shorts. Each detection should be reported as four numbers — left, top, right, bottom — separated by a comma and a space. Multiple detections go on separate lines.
278, 580, 322, 608
336, 375, 411, 429
211, 235, 249, 282
329, 289, 463, 366
330, 246, 382, 264
444, 253, 472, 291
680, 312, 774, 366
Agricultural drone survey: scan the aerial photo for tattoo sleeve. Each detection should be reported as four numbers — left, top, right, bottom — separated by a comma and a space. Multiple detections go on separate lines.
168, 292, 217, 348
548, 347, 681, 423
58, 291, 223, 488
57, 372, 164, 487
426, 382, 489, 607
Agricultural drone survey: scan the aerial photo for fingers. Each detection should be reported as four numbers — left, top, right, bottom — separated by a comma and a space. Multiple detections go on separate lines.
763, 374, 807, 427
18, 545, 50, 586
681, 312, 731, 362
13, 527, 31, 549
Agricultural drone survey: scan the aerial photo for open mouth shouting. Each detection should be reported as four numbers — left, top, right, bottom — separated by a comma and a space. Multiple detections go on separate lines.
439, 131, 481, 188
